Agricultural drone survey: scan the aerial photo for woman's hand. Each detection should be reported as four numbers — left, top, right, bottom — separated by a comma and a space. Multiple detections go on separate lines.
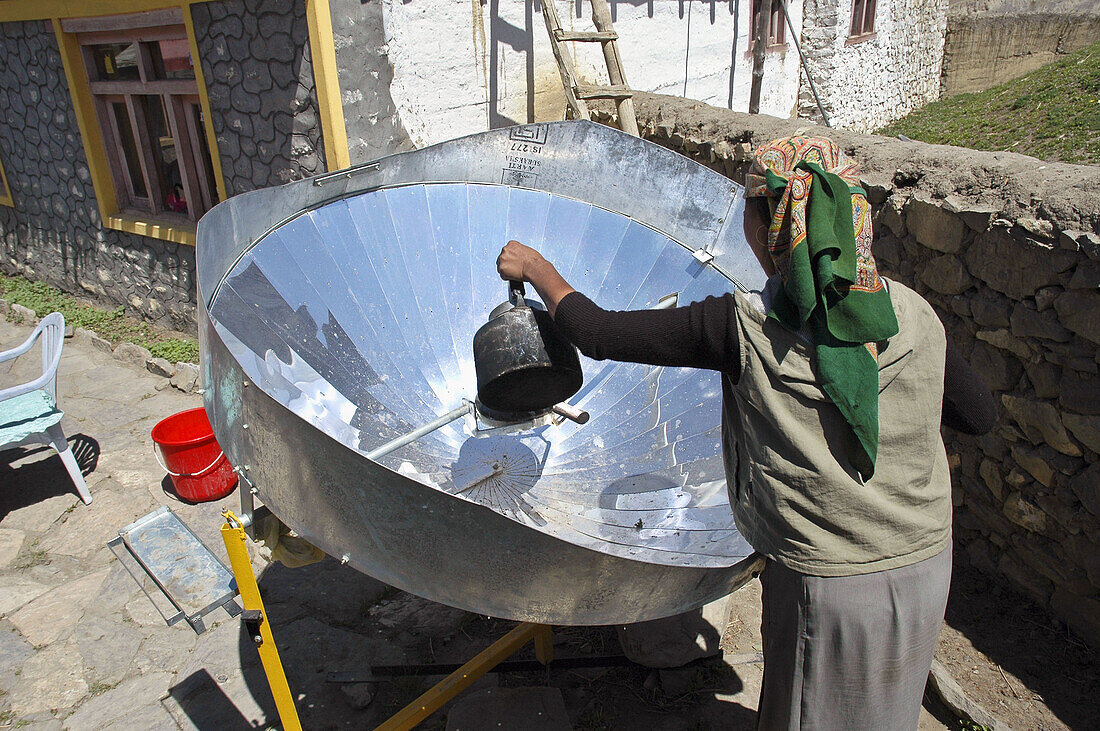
495, 240, 575, 318
496, 240, 546, 282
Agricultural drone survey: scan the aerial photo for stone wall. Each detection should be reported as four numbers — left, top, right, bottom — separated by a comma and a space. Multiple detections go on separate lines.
594, 92, 1100, 646
191, 0, 326, 195
0, 21, 196, 332
799, 0, 948, 132
941, 4, 1100, 96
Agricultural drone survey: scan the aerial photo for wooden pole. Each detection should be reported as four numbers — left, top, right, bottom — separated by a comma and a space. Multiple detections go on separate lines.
591, 0, 639, 136
748, 0, 772, 114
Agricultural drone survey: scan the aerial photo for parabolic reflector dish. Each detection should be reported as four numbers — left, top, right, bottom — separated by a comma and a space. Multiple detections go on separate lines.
199, 121, 765, 625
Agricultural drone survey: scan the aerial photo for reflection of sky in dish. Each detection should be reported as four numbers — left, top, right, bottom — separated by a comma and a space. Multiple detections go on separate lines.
209, 182, 752, 567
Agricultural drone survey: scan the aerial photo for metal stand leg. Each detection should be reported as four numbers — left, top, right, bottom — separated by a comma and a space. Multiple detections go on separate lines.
533, 623, 554, 664
374, 622, 554, 731
221, 510, 303, 731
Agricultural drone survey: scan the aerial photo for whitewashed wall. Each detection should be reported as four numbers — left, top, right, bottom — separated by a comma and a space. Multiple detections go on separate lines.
799, 0, 948, 132
375, 0, 805, 149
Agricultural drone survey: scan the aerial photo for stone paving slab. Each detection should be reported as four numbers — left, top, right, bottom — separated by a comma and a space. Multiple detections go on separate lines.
9, 568, 110, 647
62, 671, 174, 731
9, 641, 88, 716
0, 576, 51, 615
0, 526, 24, 566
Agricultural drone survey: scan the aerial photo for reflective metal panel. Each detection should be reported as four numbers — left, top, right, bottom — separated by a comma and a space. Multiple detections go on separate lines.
200, 121, 763, 624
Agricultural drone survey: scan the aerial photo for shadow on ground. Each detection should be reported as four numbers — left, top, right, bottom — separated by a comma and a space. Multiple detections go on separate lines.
168, 669, 254, 730
941, 557, 1100, 730
172, 555, 763, 730
0, 433, 99, 517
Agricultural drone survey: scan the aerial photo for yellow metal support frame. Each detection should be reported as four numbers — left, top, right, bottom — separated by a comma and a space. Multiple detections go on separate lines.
220, 512, 555, 731
375, 622, 554, 731
221, 511, 303, 731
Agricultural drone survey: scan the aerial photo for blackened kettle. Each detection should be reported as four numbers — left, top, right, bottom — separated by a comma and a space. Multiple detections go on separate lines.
472, 280, 583, 417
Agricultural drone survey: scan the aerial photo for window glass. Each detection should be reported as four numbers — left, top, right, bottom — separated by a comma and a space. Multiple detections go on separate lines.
189, 102, 218, 212
77, 18, 216, 221
751, 0, 785, 47
143, 96, 189, 214
112, 101, 147, 199
850, 0, 876, 37
151, 39, 195, 80
90, 43, 141, 81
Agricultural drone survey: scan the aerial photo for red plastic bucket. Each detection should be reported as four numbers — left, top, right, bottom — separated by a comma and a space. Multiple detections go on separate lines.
151, 407, 238, 502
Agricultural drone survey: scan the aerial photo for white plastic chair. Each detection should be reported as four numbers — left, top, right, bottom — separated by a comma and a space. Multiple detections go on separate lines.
0, 312, 91, 504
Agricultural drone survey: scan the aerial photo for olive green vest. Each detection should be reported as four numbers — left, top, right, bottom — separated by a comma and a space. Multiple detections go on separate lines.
723, 279, 951, 576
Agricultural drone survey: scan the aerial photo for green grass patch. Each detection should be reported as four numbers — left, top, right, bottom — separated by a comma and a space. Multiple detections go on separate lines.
878, 42, 1100, 164
0, 273, 198, 363
87, 680, 121, 697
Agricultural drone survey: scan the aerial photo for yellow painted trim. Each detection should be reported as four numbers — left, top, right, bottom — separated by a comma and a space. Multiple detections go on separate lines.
0, 150, 13, 207
1, 1, 208, 23
105, 214, 196, 246
305, 0, 351, 171
375, 622, 552, 731
181, 2, 228, 202
51, 8, 219, 245
52, 18, 117, 226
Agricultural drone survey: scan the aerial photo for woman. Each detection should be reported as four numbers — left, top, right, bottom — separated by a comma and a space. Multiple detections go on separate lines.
496, 136, 995, 729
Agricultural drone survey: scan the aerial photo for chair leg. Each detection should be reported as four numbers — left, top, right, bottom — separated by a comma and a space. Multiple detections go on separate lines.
45, 424, 92, 505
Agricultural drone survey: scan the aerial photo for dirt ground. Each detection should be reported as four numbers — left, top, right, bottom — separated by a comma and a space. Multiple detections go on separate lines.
934, 561, 1100, 730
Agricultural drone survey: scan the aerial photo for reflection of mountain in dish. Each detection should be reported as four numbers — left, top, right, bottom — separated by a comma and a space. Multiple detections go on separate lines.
226, 262, 382, 405
221, 262, 420, 456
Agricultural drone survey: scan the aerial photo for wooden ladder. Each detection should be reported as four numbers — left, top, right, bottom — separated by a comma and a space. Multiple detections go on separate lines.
541, 0, 639, 137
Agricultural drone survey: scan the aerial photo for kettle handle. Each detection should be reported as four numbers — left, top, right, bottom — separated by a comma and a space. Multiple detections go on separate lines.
508, 280, 526, 306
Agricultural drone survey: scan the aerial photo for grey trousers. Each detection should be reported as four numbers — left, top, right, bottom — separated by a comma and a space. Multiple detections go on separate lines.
757, 544, 952, 730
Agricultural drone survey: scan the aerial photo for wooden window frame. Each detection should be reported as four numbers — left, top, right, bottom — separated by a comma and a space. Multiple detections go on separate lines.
750, 0, 787, 51
74, 20, 214, 224
847, 0, 877, 43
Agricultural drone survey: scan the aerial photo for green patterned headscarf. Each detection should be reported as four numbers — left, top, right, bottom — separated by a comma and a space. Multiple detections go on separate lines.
746, 136, 898, 479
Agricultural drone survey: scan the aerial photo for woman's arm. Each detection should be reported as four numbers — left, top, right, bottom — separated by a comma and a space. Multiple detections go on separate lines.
497, 241, 742, 374
555, 292, 741, 373
942, 340, 997, 434
496, 241, 996, 424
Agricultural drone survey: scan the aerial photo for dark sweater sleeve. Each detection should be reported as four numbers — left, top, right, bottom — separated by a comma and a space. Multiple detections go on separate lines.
942, 338, 997, 435
556, 292, 996, 434
553, 291, 741, 376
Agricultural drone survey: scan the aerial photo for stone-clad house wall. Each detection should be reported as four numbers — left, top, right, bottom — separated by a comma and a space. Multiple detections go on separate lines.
191, 0, 326, 196
595, 93, 1100, 646
0, 21, 196, 332
799, 0, 949, 132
